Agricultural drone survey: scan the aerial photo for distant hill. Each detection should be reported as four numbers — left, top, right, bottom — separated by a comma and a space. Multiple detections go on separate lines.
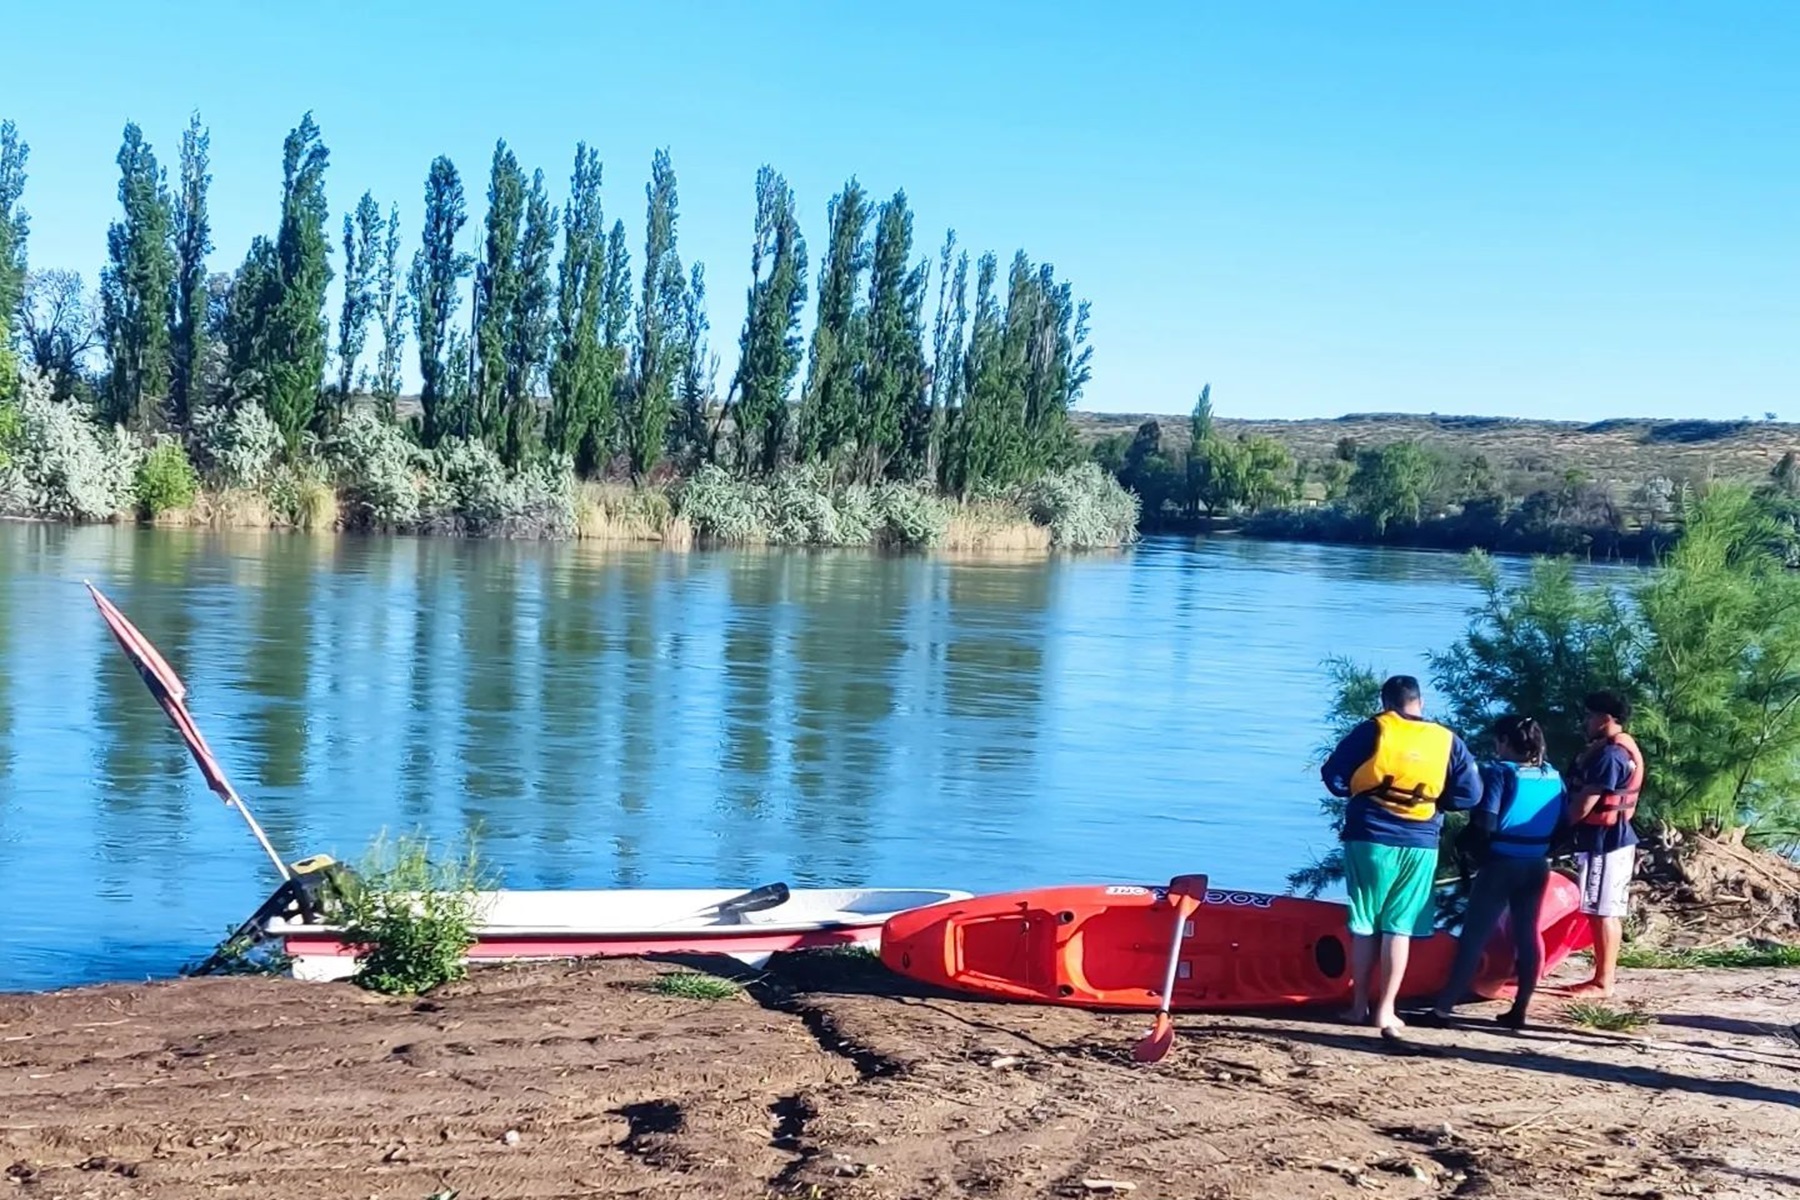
1072, 410, 1800, 492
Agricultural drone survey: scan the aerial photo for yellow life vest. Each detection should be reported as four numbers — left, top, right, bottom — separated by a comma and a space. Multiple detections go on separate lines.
1347, 711, 1453, 821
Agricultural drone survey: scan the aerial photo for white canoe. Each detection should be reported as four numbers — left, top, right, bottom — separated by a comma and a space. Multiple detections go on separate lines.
267, 886, 971, 981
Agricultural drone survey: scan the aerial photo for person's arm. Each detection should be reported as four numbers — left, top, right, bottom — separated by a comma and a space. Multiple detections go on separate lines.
1438, 735, 1484, 812
1472, 762, 1507, 832
1568, 748, 1630, 823
1321, 720, 1375, 799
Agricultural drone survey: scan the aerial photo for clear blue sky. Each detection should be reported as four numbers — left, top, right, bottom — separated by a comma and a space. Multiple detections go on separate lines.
6, 2, 1796, 420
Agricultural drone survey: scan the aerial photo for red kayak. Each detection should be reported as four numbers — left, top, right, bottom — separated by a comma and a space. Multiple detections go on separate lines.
881, 872, 1593, 1011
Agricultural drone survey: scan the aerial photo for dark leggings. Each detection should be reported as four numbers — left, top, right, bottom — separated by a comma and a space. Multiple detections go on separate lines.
1438, 855, 1548, 1012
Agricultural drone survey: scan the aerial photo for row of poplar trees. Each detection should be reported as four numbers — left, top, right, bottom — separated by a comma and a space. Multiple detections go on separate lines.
2, 113, 1093, 493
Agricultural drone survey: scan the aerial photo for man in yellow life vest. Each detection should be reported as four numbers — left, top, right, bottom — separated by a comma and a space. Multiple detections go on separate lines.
1322, 675, 1481, 1035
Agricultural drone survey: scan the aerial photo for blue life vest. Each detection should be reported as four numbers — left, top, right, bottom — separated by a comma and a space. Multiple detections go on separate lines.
1487, 762, 1564, 858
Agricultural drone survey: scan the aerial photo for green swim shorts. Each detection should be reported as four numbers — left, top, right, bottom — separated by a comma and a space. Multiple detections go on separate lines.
1343, 840, 1438, 938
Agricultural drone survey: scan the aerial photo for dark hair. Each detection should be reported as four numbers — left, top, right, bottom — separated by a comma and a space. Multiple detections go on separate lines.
1584, 690, 1632, 724
1379, 675, 1422, 711
1491, 714, 1547, 765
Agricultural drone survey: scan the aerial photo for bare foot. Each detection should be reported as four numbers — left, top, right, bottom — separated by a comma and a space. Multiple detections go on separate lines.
1375, 1012, 1406, 1031
1558, 979, 1614, 999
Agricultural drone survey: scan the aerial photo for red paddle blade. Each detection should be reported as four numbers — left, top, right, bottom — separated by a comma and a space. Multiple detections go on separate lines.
1132, 1013, 1176, 1064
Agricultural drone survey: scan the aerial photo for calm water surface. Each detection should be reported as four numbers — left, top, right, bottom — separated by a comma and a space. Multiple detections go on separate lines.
0, 523, 1584, 990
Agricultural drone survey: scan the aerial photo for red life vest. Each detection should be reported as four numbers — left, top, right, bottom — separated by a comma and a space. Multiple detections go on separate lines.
1576, 730, 1643, 828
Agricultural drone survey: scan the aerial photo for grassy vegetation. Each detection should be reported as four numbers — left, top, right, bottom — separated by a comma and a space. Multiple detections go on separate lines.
1617, 943, 1800, 970
1564, 1001, 1656, 1033
341, 832, 492, 997
645, 970, 742, 1000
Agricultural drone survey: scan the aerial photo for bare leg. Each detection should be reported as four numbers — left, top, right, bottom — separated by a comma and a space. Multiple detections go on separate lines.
1374, 934, 1411, 1030
1567, 915, 1621, 997
1343, 933, 1378, 1022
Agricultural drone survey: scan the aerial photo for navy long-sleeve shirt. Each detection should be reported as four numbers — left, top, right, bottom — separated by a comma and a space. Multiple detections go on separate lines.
1321, 712, 1483, 849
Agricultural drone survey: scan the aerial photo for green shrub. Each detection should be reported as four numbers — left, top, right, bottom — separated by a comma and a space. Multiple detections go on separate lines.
1, 368, 139, 520
192, 401, 284, 488
429, 439, 577, 537
327, 408, 425, 529
1023, 461, 1140, 548
340, 832, 491, 996
136, 441, 201, 517
678, 464, 769, 544
647, 971, 742, 1000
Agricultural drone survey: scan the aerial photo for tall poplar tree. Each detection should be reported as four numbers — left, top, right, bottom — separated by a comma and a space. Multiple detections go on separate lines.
727, 167, 808, 476
858, 190, 928, 481
944, 253, 1005, 495
335, 191, 382, 405
674, 262, 711, 465
502, 167, 555, 464
100, 123, 176, 429
548, 144, 609, 465
923, 230, 967, 488
169, 113, 211, 426
0, 121, 29, 395
797, 178, 871, 469
409, 155, 473, 446
229, 113, 332, 445
371, 204, 408, 420
475, 140, 525, 446
625, 150, 685, 477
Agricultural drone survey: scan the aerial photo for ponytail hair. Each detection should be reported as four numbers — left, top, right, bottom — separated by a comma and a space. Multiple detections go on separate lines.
1491, 714, 1547, 766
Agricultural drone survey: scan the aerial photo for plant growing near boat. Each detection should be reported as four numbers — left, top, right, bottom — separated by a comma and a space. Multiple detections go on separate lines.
646, 970, 742, 1001
181, 924, 294, 977
136, 440, 200, 517
1617, 942, 1800, 970
1564, 1000, 1654, 1032
340, 831, 491, 996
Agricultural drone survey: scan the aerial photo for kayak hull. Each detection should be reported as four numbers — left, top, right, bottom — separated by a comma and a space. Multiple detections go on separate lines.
269, 886, 971, 982
880, 874, 1592, 1012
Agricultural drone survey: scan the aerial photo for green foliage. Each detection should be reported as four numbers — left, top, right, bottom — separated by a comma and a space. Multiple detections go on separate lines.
0, 121, 26, 350
922, 231, 968, 488
548, 144, 617, 470
328, 407, 426, 528
135, 441, 200, 517
1347, 441, 1440, 534
182, 924, 294, 977
674, 263, 713, 468
676, 463, 953, 549
798, 178, 873, 470
1617, 942, 1800, 969
336, 190, 382, 404
1565, 1001, 1654, 1032
235, 114, 333, 448
192, 400, 283, 487
861, 192, 930, 483
3, 368, 140, 520
340, 832, 491, 997
170, 114, 212, 427
646, 971, 741, 1000
624, 150, 686, 477
371, 203, 409, 419
100, 123, 177, 429
730, 167, 808, 477
429, 437, 576, 537
1022, 461, 1140, 549
410, 156, 475, 447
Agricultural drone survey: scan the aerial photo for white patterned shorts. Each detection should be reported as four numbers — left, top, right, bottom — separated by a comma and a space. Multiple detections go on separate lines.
1576, 847, 1636, 918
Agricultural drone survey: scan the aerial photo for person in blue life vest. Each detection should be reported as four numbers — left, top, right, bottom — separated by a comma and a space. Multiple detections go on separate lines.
1412, 715, 1565, 1031
1564, 690, 1644, 998
1321, 675, 1482, 1035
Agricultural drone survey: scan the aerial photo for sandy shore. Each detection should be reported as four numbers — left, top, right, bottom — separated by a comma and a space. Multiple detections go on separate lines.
3, 953, 1797, 1199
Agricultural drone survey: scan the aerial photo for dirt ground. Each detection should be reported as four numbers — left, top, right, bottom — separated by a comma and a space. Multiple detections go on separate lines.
3, 954, 1798, 1200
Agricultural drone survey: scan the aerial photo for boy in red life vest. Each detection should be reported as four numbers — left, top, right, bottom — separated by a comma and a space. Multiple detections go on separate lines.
1565, 690, 1644, 998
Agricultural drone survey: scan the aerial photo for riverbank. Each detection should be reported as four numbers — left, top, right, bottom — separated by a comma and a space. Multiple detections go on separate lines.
3, 954, 1796, 1199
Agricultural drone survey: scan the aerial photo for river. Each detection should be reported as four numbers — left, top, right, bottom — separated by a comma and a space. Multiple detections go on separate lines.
0, 523, 1596, 991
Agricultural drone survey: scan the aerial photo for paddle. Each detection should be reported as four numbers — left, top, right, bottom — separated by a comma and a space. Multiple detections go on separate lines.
1131, 873, 1208, 1065
659, 882, 792, 927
